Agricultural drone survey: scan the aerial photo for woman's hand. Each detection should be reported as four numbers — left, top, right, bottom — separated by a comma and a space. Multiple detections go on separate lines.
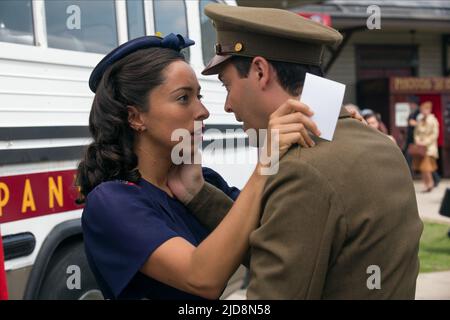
168, 163, 204, 205
273, 99, 321, 149
258, 99, 321, 174
345, 106, 368, 125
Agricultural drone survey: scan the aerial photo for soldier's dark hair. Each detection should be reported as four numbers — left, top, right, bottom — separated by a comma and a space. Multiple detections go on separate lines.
76, 47, 185, 201
230, 56, 323, 96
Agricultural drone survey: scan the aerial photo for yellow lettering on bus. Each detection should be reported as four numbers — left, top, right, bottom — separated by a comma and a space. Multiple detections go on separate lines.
0, 182, 10, 217
49, 176, 64, 208
22, 179, 36, 213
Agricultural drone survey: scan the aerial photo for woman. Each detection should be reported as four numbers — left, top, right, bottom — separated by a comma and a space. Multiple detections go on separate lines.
413, 101, 439, 192
77, 34, 321, 300
362, 109, 396, 143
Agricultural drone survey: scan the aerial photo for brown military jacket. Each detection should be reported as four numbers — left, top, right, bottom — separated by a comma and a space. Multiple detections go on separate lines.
187, 108, 423, 299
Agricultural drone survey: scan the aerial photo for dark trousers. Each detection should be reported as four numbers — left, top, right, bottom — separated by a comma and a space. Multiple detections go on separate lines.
432, 171, 441, 186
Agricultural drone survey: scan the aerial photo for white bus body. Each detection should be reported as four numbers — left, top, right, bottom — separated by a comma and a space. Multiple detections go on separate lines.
0, 0, 254, 299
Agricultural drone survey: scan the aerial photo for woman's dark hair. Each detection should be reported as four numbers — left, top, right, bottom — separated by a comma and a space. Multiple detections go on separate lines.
76, 48, 185, 200
230, 56, 324, 96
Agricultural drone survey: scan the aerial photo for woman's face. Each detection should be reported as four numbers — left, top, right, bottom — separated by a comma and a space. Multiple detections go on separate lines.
366, 115, 380, 130
420, 105, 432, 116
141, 60, 209, 153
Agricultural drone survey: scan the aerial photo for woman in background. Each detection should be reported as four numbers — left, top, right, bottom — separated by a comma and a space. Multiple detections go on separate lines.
362, 109, 396, 143
413, 101, 439, 192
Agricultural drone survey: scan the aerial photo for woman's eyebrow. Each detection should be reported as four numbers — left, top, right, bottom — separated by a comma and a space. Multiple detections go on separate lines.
170, 86, 201, 94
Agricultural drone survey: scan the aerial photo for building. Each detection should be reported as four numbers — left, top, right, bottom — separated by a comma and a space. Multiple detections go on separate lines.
296, 0, 450, 175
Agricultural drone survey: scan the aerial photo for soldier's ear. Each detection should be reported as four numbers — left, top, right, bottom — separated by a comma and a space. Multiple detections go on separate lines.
251, 56, 271, 89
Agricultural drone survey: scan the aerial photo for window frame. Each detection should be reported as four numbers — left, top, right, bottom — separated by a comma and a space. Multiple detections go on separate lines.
152, 0, 191, 62
152, 0, 190, 39
0, 0, 122, 67
44, 0, 121, 53
0, 0, 37, 47
198, 0, 220, 69
0, 0, 231, 69
125, 0, 146, 41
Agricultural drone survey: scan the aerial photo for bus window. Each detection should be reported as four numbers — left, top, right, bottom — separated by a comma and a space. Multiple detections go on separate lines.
0, 0, 34, 45
153, 0, 190, 61
45, 0, 118, 54
199, 0, 218, 67
126, 0, 145, 40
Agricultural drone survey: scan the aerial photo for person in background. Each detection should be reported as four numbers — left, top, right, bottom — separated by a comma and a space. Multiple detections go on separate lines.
404, 99, 420, 172
413, 101, 439, 193
362, 109, 396, 143
376, 114, 389, 135
405, 99, 440, 186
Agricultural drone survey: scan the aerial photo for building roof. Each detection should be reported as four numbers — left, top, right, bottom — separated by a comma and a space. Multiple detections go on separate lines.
296, 0, 450, 30
236, 0, 323, 9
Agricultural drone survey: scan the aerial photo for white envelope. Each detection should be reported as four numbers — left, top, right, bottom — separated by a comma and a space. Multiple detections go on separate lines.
300, 73, 346, 141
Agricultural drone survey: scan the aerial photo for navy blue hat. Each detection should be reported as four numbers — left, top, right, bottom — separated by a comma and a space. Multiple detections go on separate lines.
89, 33, 195, 93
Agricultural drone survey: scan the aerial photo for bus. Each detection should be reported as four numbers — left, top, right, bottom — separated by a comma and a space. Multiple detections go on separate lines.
0, 0, 254, 300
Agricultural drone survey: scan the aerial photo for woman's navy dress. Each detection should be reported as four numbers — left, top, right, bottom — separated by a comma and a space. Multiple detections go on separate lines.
82, 167, 239, 300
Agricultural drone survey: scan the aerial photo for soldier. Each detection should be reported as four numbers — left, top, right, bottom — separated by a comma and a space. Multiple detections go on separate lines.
182, 4, 423, 299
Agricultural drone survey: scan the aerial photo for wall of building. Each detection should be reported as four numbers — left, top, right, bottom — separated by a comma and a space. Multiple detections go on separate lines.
325, 30, 444, 105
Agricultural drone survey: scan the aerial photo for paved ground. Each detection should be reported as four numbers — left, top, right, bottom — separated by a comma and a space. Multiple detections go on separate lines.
413, 179, 450, 300
414, 179, 450, 225
225, 180, 450, 300
415, 270, 450, 300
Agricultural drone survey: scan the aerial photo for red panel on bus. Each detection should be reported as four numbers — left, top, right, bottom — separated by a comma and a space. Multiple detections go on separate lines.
0, 170, 83, 224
